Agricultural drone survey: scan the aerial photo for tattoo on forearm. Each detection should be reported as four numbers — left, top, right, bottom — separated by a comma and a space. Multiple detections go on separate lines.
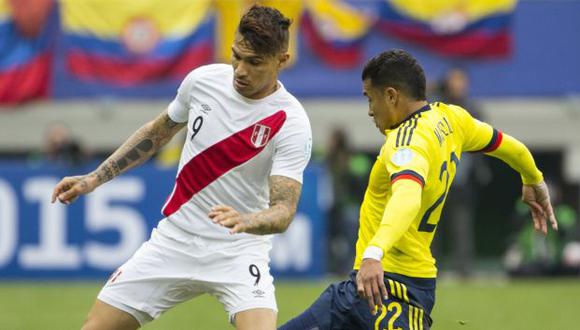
244, 176, 302, 235
102, 161, 115, 181
94, 137, 155, 184
92, 111, 184, 185
110, 160, 121, 176
270, 177, 300, 207
115, 138, 154, 171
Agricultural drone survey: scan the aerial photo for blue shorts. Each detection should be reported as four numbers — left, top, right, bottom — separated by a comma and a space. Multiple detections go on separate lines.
279, 271, 435, 330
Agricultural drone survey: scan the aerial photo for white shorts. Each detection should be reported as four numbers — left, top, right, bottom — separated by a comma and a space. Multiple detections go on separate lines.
97, 220, 277, 326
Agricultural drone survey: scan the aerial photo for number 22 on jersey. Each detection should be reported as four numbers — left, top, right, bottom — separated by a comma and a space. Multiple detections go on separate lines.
418, 151, 459, 233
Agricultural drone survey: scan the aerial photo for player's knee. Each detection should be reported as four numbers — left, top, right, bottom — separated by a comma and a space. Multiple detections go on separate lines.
81, 311, 115, 330
80, 314, 99, 330
81, 305, 109, 330
80, 308, 140, 330
81, 318, 139, 330
235, 308, 276, 330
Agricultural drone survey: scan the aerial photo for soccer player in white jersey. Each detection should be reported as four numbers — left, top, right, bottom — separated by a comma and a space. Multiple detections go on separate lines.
51, 6, 312, 330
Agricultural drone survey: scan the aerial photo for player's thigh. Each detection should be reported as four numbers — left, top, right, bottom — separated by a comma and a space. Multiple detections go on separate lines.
361, 282, 431, 330
82, 299, 140, 330
234, 308, 276, 330
278, 281, 347, 330
208, 251, 277, 324
372, 301, 429, 330
98, 229, 202, 325
372, 300, 407, 330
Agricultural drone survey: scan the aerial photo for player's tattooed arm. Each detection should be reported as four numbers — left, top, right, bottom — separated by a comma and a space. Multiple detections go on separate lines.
209, 176, 302, 235
51, 109, 185, 204
90, 109, 186, 185
248, 175, 302, 234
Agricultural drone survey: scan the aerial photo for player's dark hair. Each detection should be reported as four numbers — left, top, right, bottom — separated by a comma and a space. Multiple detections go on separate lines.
362, 49, 426, 100
238, 5, 291, 56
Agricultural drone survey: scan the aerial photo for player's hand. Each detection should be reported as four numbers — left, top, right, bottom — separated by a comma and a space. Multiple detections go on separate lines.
522, 181, 558, 235
356, 258, 388, 315
51, 174, 98, 205
209, 205, 249, 234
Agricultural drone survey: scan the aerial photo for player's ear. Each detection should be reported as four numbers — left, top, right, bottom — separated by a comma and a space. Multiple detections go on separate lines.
277, 52, 290, 69
385, 87, 398, 105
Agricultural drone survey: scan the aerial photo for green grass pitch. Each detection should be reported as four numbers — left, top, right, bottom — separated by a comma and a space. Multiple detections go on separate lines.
1, 278, 579, 329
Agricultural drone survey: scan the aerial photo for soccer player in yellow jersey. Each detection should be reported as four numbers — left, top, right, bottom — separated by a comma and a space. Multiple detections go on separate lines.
279, 50, 558, 330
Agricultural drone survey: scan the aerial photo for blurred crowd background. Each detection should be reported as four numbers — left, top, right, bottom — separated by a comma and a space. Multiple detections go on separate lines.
1, 0, 580, 280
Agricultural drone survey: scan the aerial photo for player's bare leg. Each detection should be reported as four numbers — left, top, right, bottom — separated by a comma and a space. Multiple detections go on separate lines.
81, 300, 140, 330
234, 308, 277, 330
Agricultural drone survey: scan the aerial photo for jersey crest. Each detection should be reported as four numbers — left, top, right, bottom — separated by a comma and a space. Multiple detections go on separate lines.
251, 124, 271, 148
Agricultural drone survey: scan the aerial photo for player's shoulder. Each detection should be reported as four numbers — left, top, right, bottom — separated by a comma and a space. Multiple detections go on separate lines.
431, 101, 473, 122
192, 63, 230, 75
183, 63, 232, 82
276, 86, 310, 125
277, 85, 305, 111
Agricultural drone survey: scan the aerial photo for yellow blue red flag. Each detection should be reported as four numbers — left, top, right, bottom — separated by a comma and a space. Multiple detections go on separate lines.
0, 0, 55, 104
377, 0, 516, 57
60, 0, 213, 85
301, 0, 371, 68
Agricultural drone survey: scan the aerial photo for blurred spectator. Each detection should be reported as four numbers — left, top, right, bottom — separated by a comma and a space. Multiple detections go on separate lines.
435, 67, 479, 113
504, 179, 580, 276
431, 67, 490, 278
325, 128, 370, 275
39, 122, 86, 166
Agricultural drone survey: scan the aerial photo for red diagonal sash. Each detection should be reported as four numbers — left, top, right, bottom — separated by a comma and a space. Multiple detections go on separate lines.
162, 110, 287, 216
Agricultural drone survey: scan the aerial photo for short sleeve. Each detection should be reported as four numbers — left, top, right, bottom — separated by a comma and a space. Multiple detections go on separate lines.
455, 106, 503, 153
270, 113, 312, 184
167, 70, 197, 123
384, 135, 430, 188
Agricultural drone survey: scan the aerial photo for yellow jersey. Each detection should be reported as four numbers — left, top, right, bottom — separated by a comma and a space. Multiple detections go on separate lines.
353, 102, 541, 278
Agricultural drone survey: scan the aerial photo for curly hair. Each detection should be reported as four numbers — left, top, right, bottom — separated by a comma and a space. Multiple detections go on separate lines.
238, 5, 291, 56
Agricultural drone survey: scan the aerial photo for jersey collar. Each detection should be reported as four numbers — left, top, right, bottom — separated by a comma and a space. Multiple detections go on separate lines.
388, 103, 431, 130
231, 79, 287, 104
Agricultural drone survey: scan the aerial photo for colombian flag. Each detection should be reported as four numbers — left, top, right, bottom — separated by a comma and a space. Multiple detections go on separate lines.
301, 0, 371, 68
0, 0, 55, 105
61, 0, 213, 85
377, 0, 516, 58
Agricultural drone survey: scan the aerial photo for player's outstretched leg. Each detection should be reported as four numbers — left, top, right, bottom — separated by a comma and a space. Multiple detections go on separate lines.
235, 308, 277, 330
81, 299, 140, 330
279, 309, 320, 330
278, 280, 348, 330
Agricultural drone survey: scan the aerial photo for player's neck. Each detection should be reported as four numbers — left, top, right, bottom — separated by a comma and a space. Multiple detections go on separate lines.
248, 80, 279, 100
403, 100, 429, 118
391, 100, 429, 128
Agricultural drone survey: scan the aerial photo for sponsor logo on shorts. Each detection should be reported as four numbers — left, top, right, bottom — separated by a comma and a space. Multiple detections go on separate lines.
107, 268, 123, 284
252, 289, 265, 298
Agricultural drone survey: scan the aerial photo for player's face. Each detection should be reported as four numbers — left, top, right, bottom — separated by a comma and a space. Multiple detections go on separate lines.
231, 34, 289, 99
363, 79, 397, 134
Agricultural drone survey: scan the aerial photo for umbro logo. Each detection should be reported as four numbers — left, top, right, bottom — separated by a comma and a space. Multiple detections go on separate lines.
200, 103, 212, 114
252, 289, 265, 298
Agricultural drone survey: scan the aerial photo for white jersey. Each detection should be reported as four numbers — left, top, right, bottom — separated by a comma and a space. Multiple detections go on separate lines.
160, 63, 312, 244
